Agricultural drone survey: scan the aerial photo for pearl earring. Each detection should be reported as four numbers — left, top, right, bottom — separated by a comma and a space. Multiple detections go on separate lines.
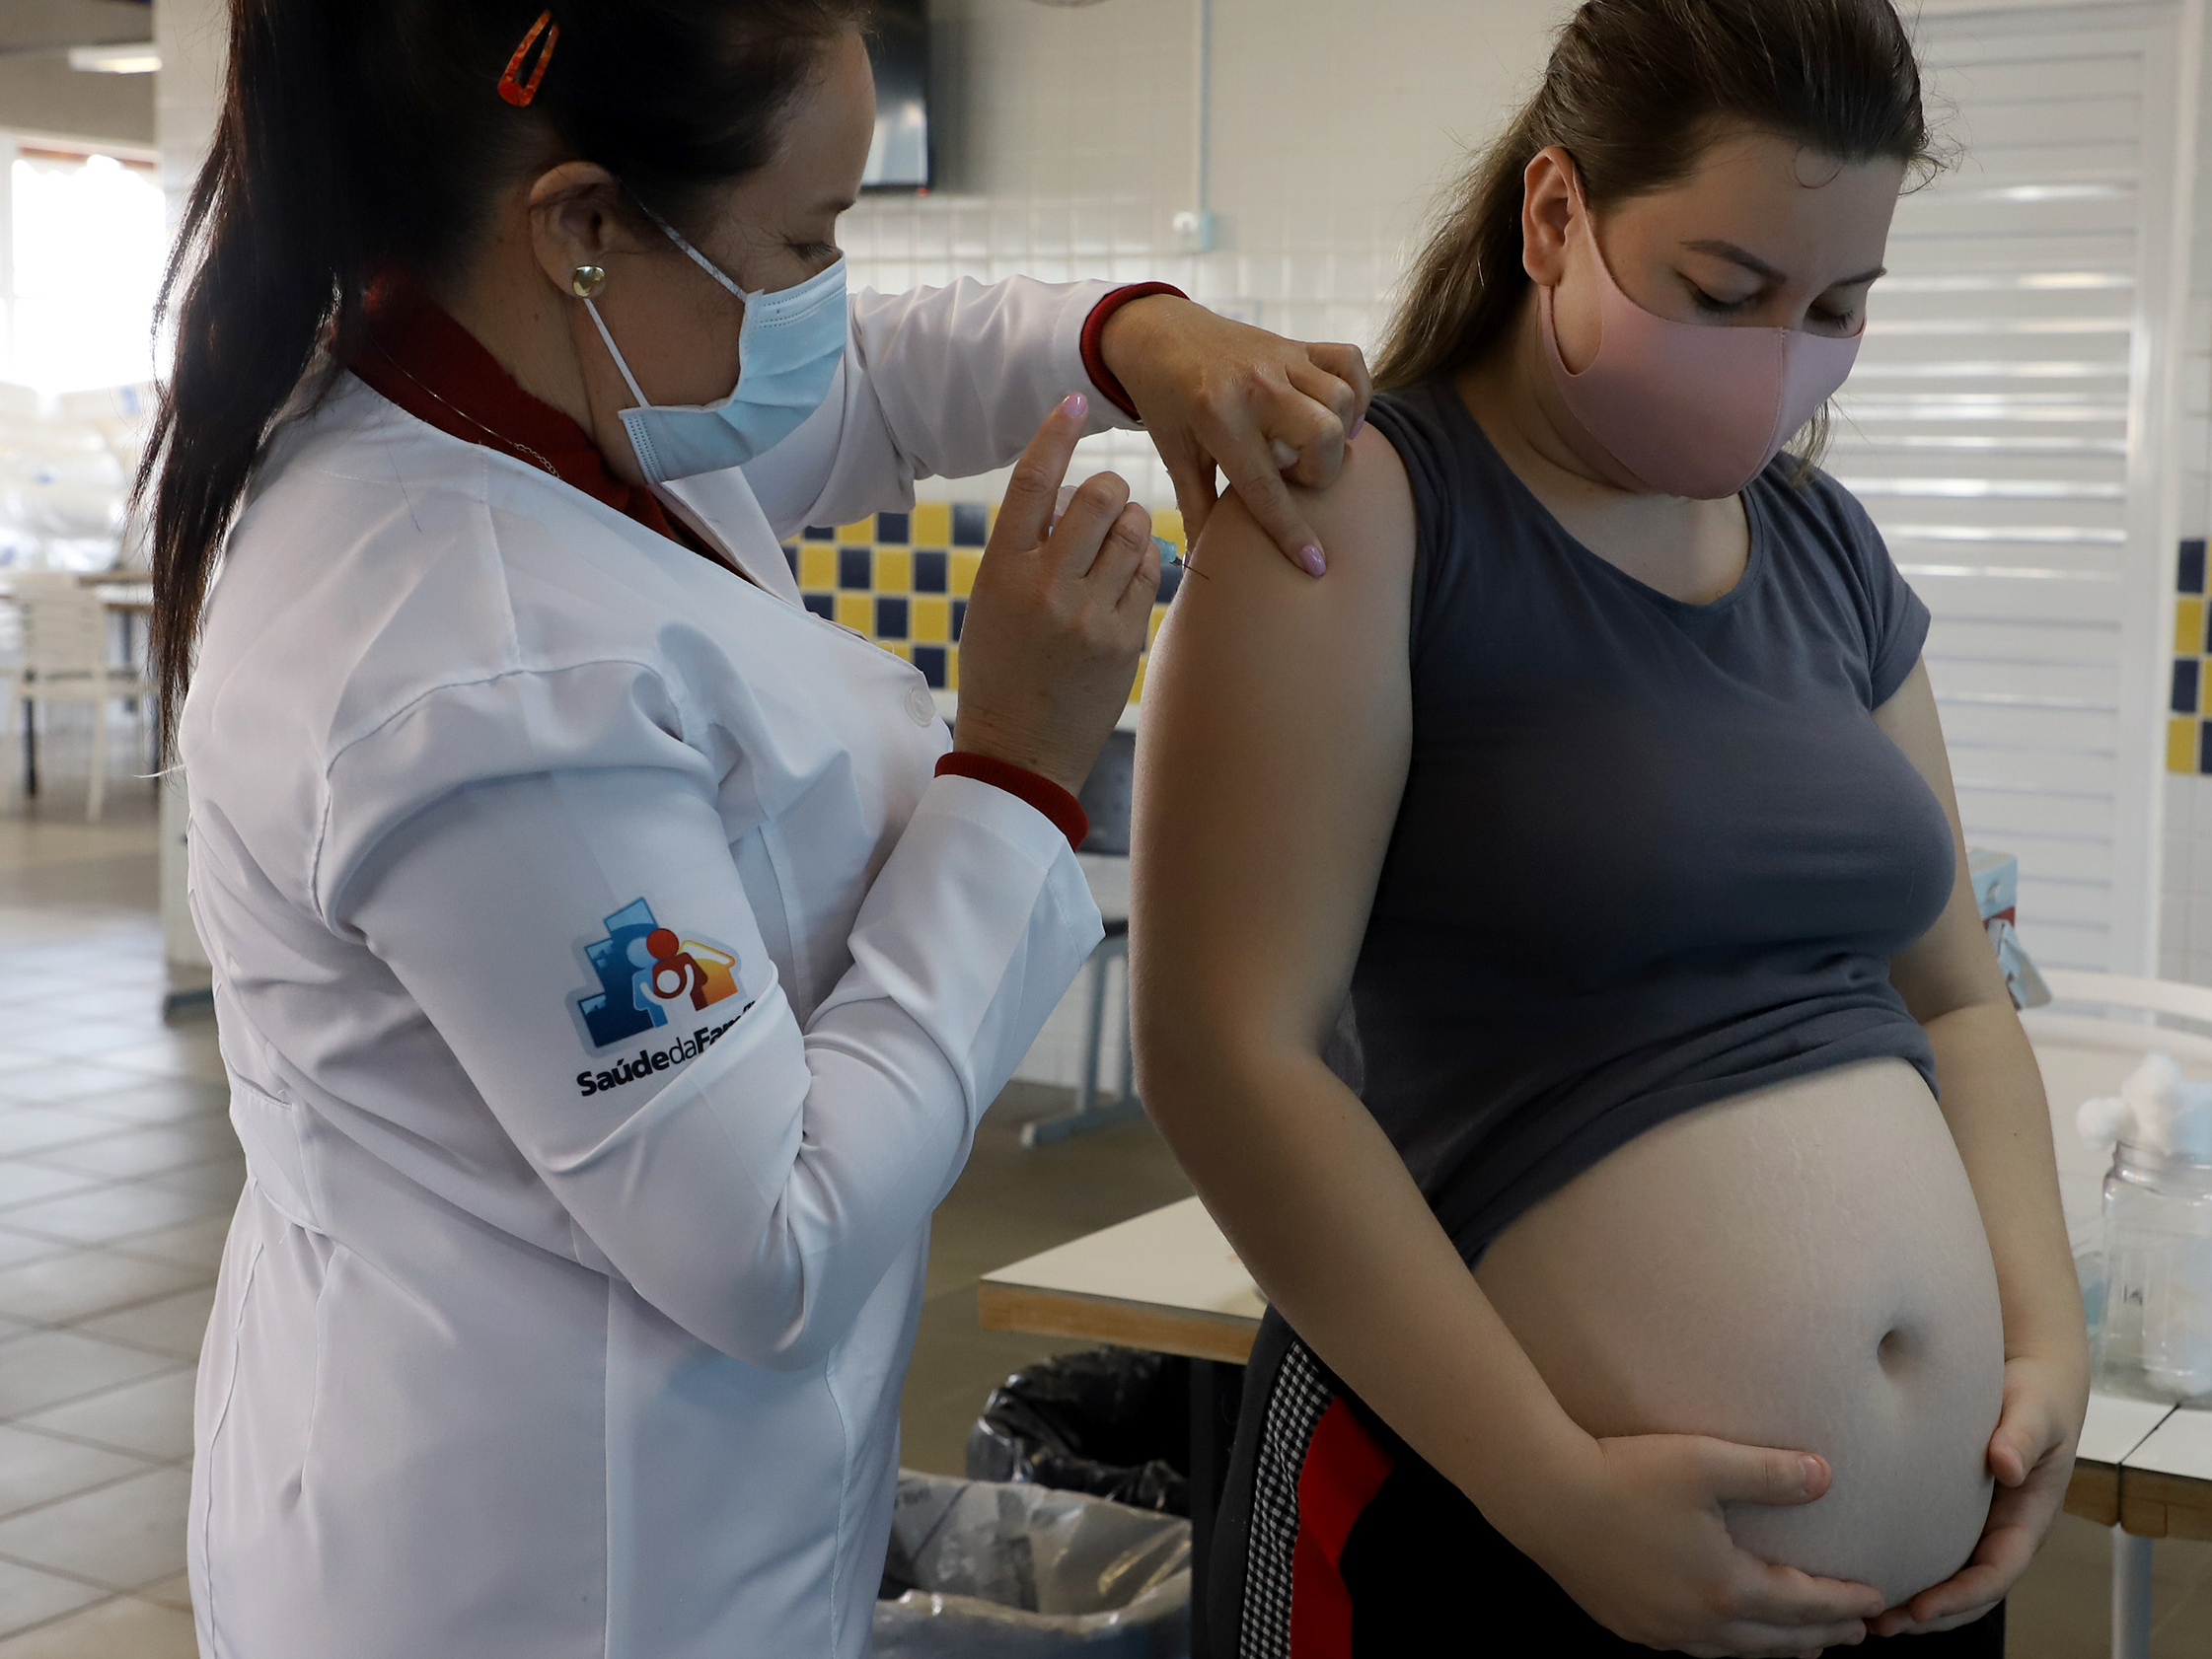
569, 264, 607, 299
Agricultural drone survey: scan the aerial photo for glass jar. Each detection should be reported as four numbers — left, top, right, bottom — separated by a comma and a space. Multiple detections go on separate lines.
2098, 1139, 2212, 1405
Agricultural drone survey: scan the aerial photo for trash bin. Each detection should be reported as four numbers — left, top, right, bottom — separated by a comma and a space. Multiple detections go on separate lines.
965, 1348, 1190, 1515
873, 1471, 1191, 1657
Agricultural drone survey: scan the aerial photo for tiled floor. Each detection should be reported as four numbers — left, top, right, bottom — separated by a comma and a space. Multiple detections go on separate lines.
6, 757, 2212, 1656
0, 781, 224, 1658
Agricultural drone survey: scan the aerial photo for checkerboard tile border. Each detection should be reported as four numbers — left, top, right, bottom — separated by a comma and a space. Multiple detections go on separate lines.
2170, 538, 2212, 772
778, 502, 1187, 693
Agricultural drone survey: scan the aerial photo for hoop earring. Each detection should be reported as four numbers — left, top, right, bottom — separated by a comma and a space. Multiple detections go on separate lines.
570, 264, 607, 299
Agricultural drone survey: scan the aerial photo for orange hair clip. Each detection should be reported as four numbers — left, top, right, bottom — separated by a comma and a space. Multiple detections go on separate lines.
497, 10, 558, 107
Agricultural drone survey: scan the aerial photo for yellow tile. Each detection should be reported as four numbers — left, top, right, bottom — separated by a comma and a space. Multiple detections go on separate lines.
1130, 659, 1146, 700
987, 501, 1001, 534
911, 597, 951, 644
834, 593, 873, 634
912, 503, 952, 545
2173, 716, 2201, 774
874, 548, 912, 593
878, 639, 913, 663
838, 519, 875, 543
944, 648, 960, 692
951, 551, 984, 598
799, 545, 839, 592
2179, 598, 2206, 656
1152, 507, 1186, 555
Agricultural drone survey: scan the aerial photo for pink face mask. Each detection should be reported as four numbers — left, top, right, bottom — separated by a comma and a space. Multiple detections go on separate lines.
1538, 199, 1864, 500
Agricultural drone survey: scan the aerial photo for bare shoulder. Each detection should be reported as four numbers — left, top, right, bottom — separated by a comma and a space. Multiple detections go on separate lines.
1181, 426, 1418, 611
1143, 423, 1415, 779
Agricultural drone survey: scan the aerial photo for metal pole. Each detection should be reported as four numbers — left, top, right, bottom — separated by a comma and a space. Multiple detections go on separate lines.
2112, 1526, 2154, 1659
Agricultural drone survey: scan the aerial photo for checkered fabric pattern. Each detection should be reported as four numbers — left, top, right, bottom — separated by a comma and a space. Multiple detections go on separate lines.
779, 502, 1187, 694
1240, 1334, 1336, 1659
2168, 537, 2212, 771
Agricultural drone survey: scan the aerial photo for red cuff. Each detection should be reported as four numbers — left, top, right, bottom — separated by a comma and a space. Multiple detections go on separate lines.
1079, 282, 1189, 421
935, 752, 1090, 851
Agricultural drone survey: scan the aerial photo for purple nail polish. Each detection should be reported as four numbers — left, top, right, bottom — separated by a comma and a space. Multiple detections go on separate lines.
1297, 543, 1327, 578
1062, 391, 1088, 420
1348, 412, 1365, 442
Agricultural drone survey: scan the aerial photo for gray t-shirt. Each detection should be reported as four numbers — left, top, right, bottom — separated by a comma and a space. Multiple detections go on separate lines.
1351, 381, 1953, 1262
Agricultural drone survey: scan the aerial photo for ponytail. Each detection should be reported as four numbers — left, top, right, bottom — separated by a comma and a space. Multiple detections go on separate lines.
1373, 0, 1942, 393
141, 0, 872, 755
143, 0, 354, 758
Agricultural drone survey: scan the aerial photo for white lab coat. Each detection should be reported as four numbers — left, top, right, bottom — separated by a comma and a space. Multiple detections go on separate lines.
182, 278, 1130, 1659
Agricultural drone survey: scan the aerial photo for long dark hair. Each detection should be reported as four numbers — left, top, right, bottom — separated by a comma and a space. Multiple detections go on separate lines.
141, 0, 871, 754
1374, 0, 1941, 393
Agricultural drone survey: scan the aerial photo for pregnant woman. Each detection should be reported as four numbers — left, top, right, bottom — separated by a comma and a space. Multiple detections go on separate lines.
1132, 2, 2088, 1654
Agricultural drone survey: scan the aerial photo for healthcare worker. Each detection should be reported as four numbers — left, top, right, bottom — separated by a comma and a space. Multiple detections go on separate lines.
144, 3, 1370, 1654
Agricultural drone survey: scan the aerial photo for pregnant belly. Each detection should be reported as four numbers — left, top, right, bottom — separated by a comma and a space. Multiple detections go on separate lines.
1472, 1058, 2005, 1610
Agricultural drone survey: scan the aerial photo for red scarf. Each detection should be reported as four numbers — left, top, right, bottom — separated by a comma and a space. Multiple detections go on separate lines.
348, 280, 699, 551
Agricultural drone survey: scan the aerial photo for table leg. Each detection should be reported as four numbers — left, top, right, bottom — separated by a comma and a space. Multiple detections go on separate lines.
1020, 935, 1144, 1146
1189, 1358, 1241, 1659
2112, 1527, 2153, 1659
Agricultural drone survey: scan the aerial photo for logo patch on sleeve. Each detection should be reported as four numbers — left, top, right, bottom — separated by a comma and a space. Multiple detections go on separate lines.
570, 899, 751, 1096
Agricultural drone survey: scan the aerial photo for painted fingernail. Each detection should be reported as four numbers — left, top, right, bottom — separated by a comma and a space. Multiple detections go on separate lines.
1348, 412, 1365, 441
1061, 392, 1089, 421
1297, 543, 1327, 578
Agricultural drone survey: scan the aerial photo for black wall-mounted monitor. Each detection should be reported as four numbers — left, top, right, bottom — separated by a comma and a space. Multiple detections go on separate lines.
862, 0, 930, 191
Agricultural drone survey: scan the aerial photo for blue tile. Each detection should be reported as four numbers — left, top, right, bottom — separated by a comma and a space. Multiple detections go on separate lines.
803, 594, 835, 620
914, 646, 947, 688
803, 525, 836, 541
875, 596, 909, 639
2183, 539, 2208, 597
2199, 717, 2212, 776
913, 549, 948, 594
2176, 657, 2201, 715
781, 544, 798, 575
1157, 563, 1183, 604
951, 599, 967, 641
876, 512, 910, 544
952, 503, 989, 546
839, 547, 872, 590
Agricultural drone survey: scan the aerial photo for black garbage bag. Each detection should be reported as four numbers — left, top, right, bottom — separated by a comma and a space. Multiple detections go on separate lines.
965, 1348, 1191, 1517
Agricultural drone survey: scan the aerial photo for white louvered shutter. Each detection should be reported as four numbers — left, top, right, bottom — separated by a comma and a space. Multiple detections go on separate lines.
1826, 0, 2198, 973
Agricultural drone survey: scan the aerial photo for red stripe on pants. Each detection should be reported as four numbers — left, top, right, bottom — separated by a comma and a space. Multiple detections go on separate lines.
1290, 1398, 1397, 1658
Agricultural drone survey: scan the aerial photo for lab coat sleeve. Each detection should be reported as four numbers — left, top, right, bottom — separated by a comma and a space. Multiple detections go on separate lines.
338, 746, 1101, 1372
743, 277, 1147, 539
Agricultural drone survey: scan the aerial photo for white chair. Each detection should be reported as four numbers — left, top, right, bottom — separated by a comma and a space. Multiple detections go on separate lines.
3, 573, 152, 821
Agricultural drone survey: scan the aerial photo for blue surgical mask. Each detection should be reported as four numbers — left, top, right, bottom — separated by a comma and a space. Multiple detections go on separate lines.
582, 209, 848, 483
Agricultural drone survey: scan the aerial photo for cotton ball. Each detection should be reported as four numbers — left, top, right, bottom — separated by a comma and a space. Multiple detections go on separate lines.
2170, 1076, 2212, 1163
2122, 1054, 2184, 1157
2121, 1053, 2182, 1113
2079, 1093, 2132, 1151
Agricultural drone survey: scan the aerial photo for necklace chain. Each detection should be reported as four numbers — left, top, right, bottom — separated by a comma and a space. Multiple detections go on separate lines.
371, 340, 563, 480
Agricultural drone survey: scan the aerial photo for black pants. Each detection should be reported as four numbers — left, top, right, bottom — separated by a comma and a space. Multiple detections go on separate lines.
1209, 1310, 2005, 1659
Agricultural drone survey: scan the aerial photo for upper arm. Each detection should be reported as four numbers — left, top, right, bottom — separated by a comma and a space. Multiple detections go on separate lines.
1875, 659, 2014, 1023
1131, 426, 1418, 1085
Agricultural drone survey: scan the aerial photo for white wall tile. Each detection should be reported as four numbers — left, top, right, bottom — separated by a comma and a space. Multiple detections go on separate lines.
2157, 20, 2212, 988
